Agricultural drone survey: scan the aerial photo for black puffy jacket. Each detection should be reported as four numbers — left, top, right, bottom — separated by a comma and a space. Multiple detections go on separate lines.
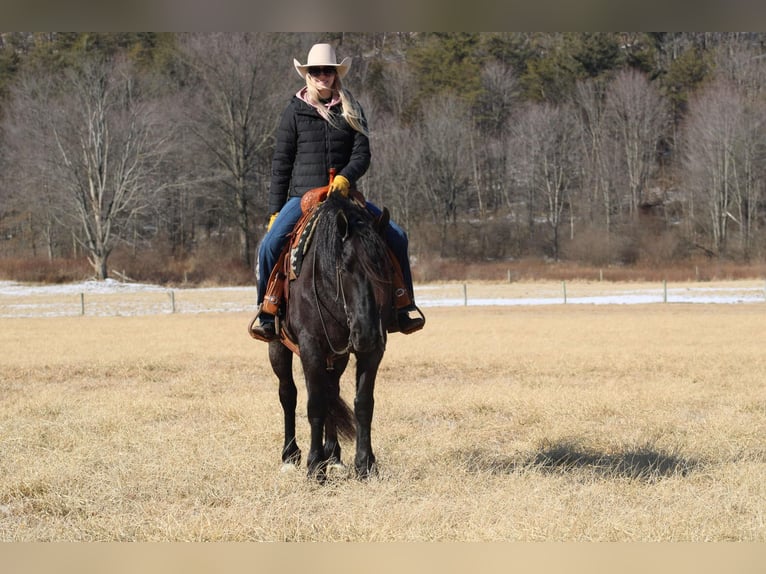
267, 94, 370, 215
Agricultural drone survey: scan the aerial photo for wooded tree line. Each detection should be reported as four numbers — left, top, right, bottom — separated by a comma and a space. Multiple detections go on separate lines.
1, 32, 766, 281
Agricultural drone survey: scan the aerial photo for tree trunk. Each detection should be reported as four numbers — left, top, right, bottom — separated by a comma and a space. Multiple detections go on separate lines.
89, 252, 109, 280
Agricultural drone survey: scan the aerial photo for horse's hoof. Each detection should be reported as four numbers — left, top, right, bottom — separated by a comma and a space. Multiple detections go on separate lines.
307, 469, 327, 484
280, 462, 299, 473
356, 462, 379, 480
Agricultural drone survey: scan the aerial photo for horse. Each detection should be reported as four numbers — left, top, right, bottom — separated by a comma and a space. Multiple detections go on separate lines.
268, 192, 395, 481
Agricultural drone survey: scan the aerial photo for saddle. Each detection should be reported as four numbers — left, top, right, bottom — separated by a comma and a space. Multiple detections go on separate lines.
250, 183, 413, 351
262, 184, 339, 314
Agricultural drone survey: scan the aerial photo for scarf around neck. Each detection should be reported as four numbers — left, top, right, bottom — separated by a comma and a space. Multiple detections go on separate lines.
297, 86, 341, 110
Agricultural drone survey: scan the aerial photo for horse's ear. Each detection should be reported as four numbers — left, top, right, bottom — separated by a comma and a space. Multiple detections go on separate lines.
336, 209, 349, 241
375, 207, 390, 235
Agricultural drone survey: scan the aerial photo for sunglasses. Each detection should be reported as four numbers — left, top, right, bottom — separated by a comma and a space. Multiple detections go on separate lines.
308, 66, 337, 77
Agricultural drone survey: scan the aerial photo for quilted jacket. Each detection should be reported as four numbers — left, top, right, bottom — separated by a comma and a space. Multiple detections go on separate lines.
267, 94, 370, 215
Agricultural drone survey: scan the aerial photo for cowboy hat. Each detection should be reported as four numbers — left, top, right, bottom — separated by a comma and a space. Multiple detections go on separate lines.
293, 43, 351, 80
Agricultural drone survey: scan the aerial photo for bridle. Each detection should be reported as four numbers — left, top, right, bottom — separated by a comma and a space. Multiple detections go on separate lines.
312, 243, 353, 358
311, 234, 388, 365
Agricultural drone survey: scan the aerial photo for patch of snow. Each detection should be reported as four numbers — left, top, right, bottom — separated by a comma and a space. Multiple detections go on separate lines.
1, 280, 764, 319
0, 279, 167, 296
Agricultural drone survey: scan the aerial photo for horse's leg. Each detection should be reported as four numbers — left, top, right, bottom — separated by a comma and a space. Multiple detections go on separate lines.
302, 352, 330, 481
306, 386, 327, 480
269, 341, 301, 468
354, 350, 383, 478
323, 356, 349, 475
324, 417, 340, 463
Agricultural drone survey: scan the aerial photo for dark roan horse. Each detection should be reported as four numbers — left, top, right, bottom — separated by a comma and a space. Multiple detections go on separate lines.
268, 192, 395, 481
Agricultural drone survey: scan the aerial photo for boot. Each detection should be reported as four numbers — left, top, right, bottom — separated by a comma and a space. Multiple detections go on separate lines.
248, 312, 278, 342
396, 305, 425, 334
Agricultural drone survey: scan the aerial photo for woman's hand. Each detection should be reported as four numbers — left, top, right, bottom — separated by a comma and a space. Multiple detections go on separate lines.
328, 175, 350, 197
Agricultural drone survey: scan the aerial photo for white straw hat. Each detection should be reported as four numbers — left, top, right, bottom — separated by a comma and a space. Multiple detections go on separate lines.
293, 43, 351, 80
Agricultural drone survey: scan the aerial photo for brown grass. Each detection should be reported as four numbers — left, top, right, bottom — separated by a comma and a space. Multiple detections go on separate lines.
4, 254, 766, 286
1, 302, 765, 541
414, 256, 766, 283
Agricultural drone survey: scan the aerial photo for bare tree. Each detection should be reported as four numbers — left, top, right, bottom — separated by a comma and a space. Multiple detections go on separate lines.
1, 72, 64, 260
379, 61, 416, 121
713, 35, 766, 102
415, 95, 472, 256
4, 57, 172, 279
366, 61, 421, 230
682, 78, 766, 257
367, 121, 419, 231
471, 61, 520, 218
605, 69, 669, 220
510, 102, 580, 260
179, 32, 296, 267
711, 42, 766, 257
573, 78, 615, 233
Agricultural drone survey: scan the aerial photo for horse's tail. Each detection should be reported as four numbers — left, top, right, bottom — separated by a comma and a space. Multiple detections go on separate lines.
328, 392, 356, 441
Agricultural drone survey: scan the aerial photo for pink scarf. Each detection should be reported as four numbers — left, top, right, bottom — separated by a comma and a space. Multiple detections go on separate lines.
297, 86, 341, 110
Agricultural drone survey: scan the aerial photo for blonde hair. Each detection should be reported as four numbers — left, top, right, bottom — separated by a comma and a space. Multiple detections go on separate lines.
305, 74, 369, 136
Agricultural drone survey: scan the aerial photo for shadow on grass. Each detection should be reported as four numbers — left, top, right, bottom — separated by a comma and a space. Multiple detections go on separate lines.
459, 440, 703, 482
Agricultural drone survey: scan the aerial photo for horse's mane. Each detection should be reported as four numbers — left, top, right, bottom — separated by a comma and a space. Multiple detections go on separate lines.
312, 194, 392, 289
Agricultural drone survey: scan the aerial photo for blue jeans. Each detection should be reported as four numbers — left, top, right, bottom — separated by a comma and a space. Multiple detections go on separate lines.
256, 197, 414, 311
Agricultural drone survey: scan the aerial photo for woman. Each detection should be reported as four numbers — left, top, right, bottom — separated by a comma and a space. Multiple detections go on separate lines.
251, 43, 424, 342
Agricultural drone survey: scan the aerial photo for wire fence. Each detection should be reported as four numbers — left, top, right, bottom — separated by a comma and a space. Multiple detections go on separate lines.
1, 280, 766, 319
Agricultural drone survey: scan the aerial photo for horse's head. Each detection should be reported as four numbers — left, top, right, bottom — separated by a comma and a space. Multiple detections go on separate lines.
317, 194, 394, 354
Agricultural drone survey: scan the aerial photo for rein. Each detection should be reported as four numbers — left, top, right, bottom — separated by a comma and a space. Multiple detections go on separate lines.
312, 241, 352, 360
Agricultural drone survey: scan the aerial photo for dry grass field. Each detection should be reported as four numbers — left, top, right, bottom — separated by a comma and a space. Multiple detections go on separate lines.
1, 293, 765, 541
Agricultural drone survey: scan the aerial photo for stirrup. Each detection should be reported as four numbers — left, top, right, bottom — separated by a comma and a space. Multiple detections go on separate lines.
397, 305, 426, 335
248, 306, 279, 342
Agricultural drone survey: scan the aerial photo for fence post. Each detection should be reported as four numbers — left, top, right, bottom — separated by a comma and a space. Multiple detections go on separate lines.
562, 281, 567, 304
80, 293, 85, 316
663, 279, 667, 303
463, 284, 468, 307
169, 290, 176, 313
